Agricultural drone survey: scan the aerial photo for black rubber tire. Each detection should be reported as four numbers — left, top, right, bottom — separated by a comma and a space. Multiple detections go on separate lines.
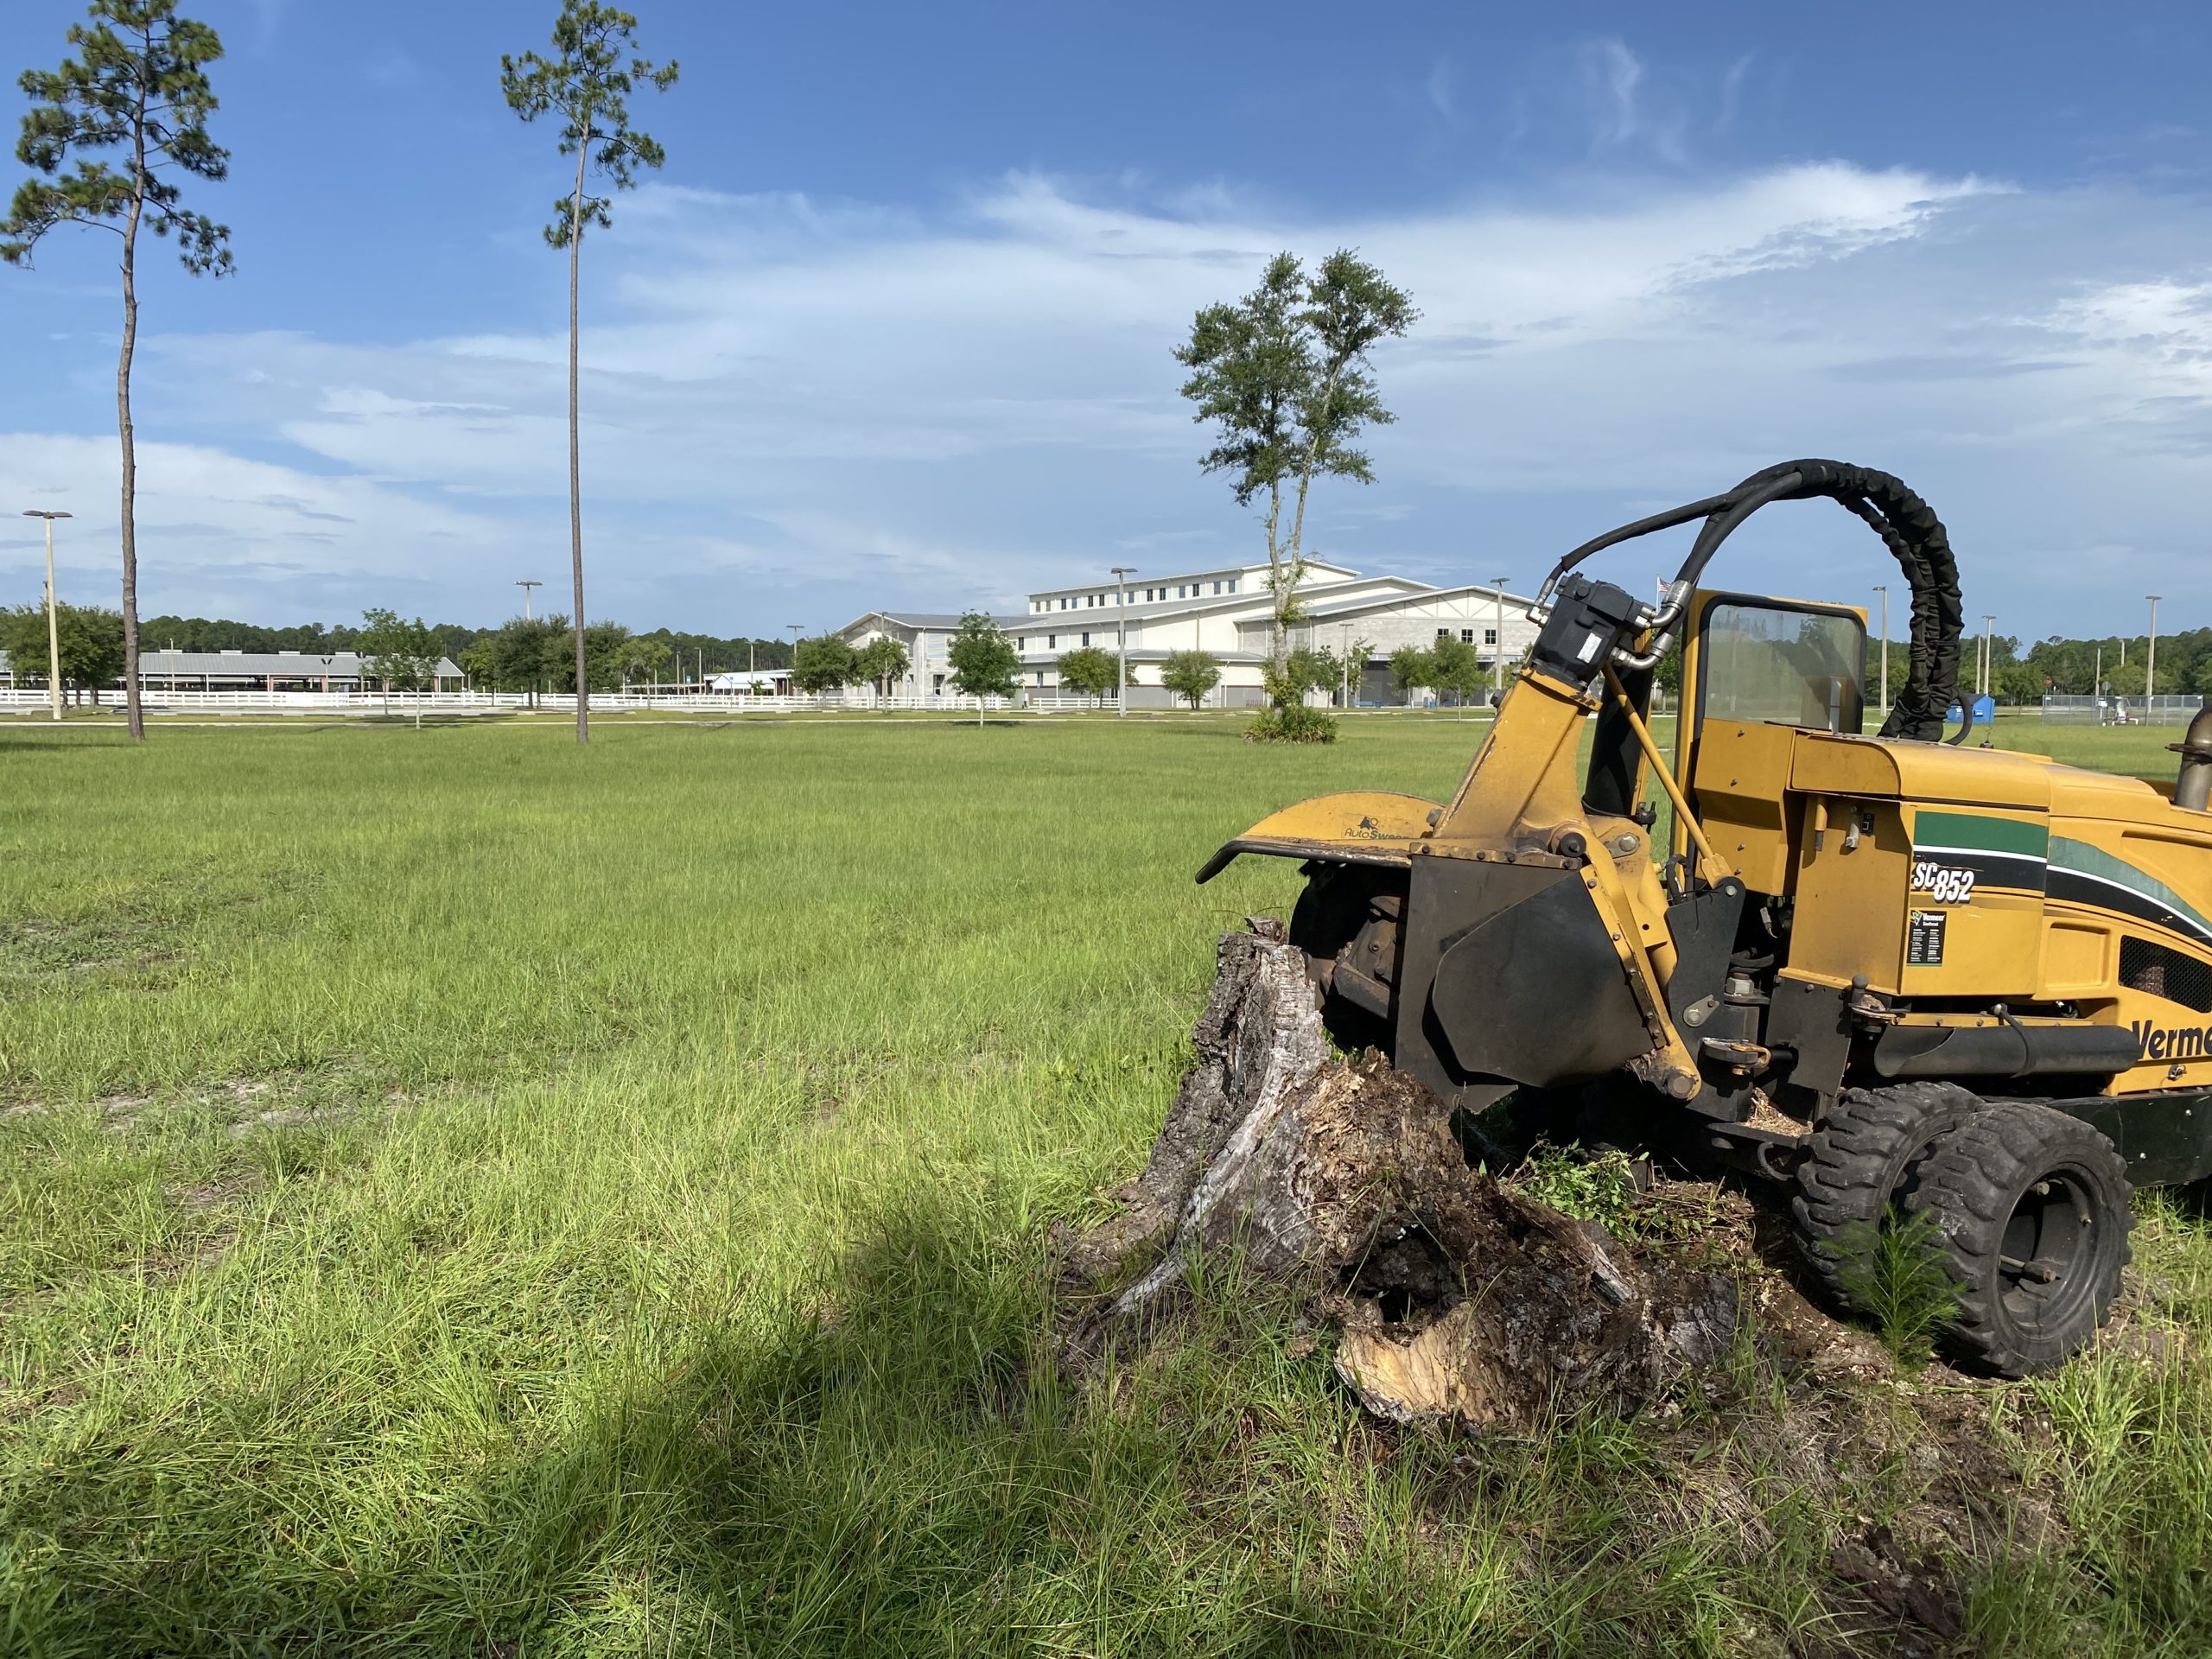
1907, 1103, 2133, 1376
1791, 1082, 1986, 1310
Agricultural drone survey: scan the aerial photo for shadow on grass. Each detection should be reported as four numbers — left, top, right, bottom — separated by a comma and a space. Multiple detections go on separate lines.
10, 1186, 2211, 1656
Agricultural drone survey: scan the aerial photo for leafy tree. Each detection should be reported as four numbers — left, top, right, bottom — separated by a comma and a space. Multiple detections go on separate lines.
488, 613, 569, 707
1054, 645, 1124, 706
1173, 250, 1415, 721
1281, 646, 1335, 698
1160, 649, 1223, 711
455, 638, 497, 691
502, 1, 677, 747
855, 636, 909, 698
1389, 644, 1433, 703
4, 0, 235, 744
0, 600, 124, 705
356, 607, 439, 718
1427, 633, 1485, 707
945, 611, 1019, 725
791, 634, 858, 695
612, 634, 670, 688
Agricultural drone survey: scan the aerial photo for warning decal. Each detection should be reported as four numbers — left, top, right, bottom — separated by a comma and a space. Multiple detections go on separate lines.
1907, 908, 1948, 966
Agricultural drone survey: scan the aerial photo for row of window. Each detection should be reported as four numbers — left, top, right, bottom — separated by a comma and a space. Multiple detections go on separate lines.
1029, 577, 1240, 613
1436, 627, 1501, 645
1015, 633, 1094, 652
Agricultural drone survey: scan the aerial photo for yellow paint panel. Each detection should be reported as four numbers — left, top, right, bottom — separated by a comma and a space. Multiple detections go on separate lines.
1233, 790, 1440, 851
1687, 721, 1797, 893
1787, 798, 1910, 992
2041, 920, 2113, 997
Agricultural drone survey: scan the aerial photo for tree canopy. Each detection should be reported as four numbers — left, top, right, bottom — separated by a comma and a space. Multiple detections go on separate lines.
946, 612, 1019, 722
3, 0, 232, 273
792, 634, 858, 694
1054, 645, 1126, 705
855, 636, 909, 696
4, 0, 236, 742
1174, 249, 1414, 734
1160, 649, 1223, 711
0, 601, 125, 702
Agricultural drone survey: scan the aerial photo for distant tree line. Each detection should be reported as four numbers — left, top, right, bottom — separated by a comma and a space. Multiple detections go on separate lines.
123, 612, 795, 676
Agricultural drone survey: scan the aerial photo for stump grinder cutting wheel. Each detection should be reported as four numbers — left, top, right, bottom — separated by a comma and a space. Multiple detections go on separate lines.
1198, 459, 2212, 1376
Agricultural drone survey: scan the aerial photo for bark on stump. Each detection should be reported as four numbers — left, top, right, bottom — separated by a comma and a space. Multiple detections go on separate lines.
1062, 920, 1738, 1431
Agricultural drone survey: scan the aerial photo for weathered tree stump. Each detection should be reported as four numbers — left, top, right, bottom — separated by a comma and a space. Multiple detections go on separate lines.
1062, 921, 1738, 1431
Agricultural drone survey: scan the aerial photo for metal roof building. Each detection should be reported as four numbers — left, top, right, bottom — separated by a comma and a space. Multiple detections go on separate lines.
0, 647, 462, 690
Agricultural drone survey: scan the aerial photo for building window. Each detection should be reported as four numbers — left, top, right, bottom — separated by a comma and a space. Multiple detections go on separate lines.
1178, 584, 1187, 598
1047, 634, 1056, 649
1212, 581, 1222, 594
1436, 628, 1452, 639
1484, 628, 1497, 645
1018, 637, 1027, 651
1229, 579, 1238, 593
1460, 629, 1474, 644
1081, 632, 1090, 646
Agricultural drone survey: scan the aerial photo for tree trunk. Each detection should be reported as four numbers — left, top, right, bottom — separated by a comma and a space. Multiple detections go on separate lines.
1059, 921, 1739, 1431
569, 148, 589, 747
118, 120, 147, 744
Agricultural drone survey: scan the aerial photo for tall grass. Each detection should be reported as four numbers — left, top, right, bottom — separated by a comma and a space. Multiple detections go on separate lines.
2, 717, 2209, 1655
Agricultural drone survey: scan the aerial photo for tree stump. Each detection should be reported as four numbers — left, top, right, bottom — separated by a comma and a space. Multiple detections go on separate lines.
1062, 920, 1739, 1431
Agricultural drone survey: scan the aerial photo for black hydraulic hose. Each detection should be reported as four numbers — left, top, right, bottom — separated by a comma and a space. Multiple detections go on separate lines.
1540, 493, 1733, 593
1534, 459, 1964, 743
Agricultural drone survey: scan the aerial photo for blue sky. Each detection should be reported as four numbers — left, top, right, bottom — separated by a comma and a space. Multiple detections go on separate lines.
5, 1, 2212, 639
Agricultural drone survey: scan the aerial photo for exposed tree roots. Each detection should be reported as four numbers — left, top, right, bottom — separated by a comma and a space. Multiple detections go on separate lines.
1060, 918, 1737, 1430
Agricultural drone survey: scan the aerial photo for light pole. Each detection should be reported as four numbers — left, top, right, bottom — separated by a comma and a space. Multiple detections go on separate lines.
2147, 594, 2162, 710
786, 624, 803, 696
1110, 565, 1135, 716
1491, 575, 1510, 705
1339, 624, 1351, 709
22, 510, 72, 721
1980, 615, 1995, 700
1872, 585, 1888, 717
516, 578, 542, 620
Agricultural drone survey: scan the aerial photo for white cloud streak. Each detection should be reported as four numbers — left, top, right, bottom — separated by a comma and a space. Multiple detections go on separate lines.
11, 161, 2212, 637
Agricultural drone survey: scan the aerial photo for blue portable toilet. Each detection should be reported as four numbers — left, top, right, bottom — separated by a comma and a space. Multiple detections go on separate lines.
1944, 694, 1997, 726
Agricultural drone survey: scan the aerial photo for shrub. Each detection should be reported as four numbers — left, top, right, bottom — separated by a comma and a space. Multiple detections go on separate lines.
1246, 701, 1337, 744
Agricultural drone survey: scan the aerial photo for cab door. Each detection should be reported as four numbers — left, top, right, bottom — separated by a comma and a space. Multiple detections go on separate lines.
1671, 591, 1869, 891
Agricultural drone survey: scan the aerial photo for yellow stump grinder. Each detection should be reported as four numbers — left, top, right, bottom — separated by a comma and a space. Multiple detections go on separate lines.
1199, 459, 2212, 1376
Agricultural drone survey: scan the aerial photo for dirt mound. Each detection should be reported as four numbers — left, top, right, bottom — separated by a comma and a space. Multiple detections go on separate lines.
1059, 921, 2079, 1655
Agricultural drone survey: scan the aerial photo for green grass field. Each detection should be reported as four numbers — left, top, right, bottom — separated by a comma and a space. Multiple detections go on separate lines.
3, 715, 2208, 1656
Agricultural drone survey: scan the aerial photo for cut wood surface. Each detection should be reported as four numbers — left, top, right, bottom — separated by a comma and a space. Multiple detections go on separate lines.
1063, 920, 1739, 1430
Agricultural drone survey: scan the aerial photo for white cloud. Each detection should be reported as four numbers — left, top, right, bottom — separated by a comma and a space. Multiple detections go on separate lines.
16, 161, 2212, 636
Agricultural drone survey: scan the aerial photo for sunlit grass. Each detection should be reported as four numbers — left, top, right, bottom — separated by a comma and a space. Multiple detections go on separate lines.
1, 715, 2208, 1655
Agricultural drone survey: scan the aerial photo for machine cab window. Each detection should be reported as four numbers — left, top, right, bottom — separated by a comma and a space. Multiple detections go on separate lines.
1694, 596, 1866, 735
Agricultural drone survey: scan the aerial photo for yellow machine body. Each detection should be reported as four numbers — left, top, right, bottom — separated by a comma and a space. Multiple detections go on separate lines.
1201, 582, 2212, 1185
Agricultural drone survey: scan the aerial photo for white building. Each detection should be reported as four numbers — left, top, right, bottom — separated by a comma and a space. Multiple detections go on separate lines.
0, 646, 463, 692
837, 559, 1538, 707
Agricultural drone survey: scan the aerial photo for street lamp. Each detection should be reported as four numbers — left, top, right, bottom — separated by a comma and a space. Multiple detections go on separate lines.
786, 624, 803, 696
1110, 565, 1135, 716
1491, 575, 1510, 705
515, 578, 542, 620
1872, 585, 1888, 718
22, 511, 72, 721
2147, 595, 2162, 709
1980, 615, 1995, 700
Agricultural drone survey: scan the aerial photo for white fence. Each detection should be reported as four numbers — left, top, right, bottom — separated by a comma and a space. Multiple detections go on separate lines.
0, 686, 1032, 717
2041, 694, 2205, 727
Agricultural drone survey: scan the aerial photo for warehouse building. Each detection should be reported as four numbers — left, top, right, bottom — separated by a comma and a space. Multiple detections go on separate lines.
0, 647, 463, 693
838, 560, 1538, 706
